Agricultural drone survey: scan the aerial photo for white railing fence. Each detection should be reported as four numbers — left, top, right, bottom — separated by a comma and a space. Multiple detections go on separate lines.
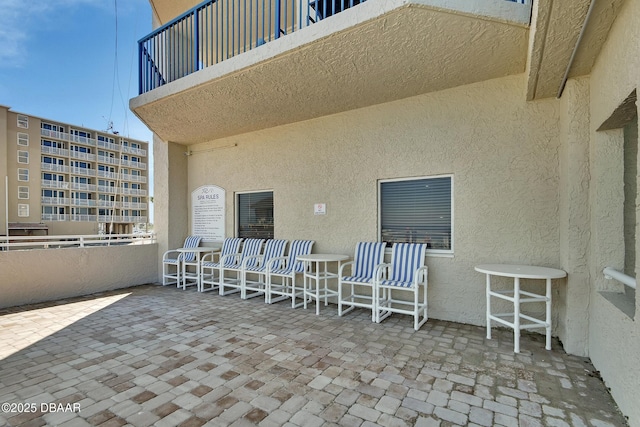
1, 233, 156, 251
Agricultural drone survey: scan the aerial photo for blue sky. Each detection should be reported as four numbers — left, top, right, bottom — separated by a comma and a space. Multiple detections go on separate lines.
0, 0, 153, 149
0, 0, 155, 209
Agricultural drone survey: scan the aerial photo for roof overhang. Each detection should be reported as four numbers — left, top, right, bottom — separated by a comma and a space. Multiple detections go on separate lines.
132, 0, 530, 145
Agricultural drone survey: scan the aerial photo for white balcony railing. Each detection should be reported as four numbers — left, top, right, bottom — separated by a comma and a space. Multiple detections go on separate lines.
0, 233, 156, 250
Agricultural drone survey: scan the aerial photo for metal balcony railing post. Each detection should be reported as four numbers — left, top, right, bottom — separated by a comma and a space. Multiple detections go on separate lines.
275, 0, 282, 39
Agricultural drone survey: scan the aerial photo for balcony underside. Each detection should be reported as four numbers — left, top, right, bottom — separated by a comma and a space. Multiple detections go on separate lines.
131, 0, 530, 145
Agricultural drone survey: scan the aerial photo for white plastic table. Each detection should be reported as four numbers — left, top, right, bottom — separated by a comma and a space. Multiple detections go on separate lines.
475, 264, 566, 353
178, 247, 219, 291
299, 253, 349, 315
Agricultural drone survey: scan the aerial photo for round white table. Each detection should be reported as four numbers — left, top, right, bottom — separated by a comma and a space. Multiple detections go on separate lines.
475, 264, 567, 353
298, 254, 349, 315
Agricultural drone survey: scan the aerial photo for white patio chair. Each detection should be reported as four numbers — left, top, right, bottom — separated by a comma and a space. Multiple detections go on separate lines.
265, 239, 315, 307
200, 238, 243, 292
373, 243, 429, 330
338, 241, 387, 321
219, 238, 265, 296
162, 235, 202, 287
241, 239, 288, 300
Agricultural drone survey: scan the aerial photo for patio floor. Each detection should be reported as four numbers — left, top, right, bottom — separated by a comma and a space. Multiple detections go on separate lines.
0, 284, 628, 427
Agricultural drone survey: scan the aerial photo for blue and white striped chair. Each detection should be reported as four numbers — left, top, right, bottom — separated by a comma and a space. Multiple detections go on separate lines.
373, 243, 429, 330
241, 239, 288, 300
219, 238, 265, 296
162, 235, 202, 287
338, 242, 387, 321
265, 240, 315, 307
200, 238, 243, 292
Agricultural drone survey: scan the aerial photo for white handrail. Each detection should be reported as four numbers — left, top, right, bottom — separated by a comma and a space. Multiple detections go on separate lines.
603, 267, 637, 290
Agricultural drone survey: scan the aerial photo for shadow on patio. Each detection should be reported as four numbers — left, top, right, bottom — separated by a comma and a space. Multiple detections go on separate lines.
0, 285, 627, 427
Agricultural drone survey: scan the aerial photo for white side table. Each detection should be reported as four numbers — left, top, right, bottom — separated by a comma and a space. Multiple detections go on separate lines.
299, 254, 349, 315
178, 247, 219, 291
475, 264, 566, 353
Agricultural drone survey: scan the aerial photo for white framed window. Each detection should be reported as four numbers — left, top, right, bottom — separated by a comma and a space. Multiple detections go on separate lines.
237, 190, 274, 239
18, 168, 29, 182
17, 133, 29, 146
17, 114, 28, 129
41, 122, 64, 132
18, 204, 29, 217
18, 186, 29, 199
17, 150, 29, 164
379, 174, 453, 254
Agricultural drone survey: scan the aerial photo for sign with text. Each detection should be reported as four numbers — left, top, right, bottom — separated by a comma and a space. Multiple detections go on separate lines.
191, 185, 225, 241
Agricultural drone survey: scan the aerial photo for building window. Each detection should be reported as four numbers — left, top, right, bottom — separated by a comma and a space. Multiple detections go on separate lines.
41, 122, 64, 132
17, 150, 29, 164
17, 115, 28, 129
18, 186, 29, 199
18, 168, 29, 182
237, 191, 274, 239
17, 133, 29, 146
379, 175, 453, 253
18, 204, 29, 217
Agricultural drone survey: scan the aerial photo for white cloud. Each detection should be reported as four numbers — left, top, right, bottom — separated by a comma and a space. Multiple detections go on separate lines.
0, 0, 110, 67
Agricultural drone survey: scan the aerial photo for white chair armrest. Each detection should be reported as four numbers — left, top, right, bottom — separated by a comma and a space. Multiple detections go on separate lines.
374, 263, 391, 282
339, 260, 355, 277
242, 254, 264, 268
266, 256, 288, 272
163, 249, 182, 261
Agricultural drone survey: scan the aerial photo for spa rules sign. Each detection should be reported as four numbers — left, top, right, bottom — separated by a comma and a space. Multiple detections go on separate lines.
191, 185, 225, 241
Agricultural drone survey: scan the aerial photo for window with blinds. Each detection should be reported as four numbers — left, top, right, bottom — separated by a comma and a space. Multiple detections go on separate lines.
237, 191, 274, 239
379, 175, 453, 253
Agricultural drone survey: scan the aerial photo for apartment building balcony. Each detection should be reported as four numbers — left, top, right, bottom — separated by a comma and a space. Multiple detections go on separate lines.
41, 129, 97, 148
130, 0, 531, 144
41, 197, 71, 205
120, 159, 148, 170
40, 146, 69, 157
70, 167, 96, 177
121, 173, 148, 184
69, 182, 97, 191
41, 180, 70, 190
71, 199, 98, 207
41, 163, 70, 173
70, 151, 97, 162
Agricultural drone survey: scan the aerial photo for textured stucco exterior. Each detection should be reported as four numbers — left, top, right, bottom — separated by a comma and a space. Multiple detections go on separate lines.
584, 0, 640, 423
0, 244, 158, 309
142, 0, 640, 424
179, 74, 562, 328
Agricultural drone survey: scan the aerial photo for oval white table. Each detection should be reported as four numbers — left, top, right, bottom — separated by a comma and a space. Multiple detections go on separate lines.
475, 264, 567, 353
298, 254, 350, 315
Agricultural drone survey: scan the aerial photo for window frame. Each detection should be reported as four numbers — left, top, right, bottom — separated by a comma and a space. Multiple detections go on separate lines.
378, 174, 454, 256
236, 190, 274, 239
17, 115, 28, 129
18, 204, 29, 217
18, 186, 29, 199
17, 150, 29, 164
17, 133, 29, 146
17, 168, 29, 182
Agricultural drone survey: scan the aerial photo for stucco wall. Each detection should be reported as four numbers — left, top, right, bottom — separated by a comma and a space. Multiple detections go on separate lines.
557, 77, 591, 356
0, 244, 159, 309
183, 74, 562, 328
584, 0, 640, 424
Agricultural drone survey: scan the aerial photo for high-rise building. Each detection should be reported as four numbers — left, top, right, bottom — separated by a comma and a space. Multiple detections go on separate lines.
0, 105, 149, 237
